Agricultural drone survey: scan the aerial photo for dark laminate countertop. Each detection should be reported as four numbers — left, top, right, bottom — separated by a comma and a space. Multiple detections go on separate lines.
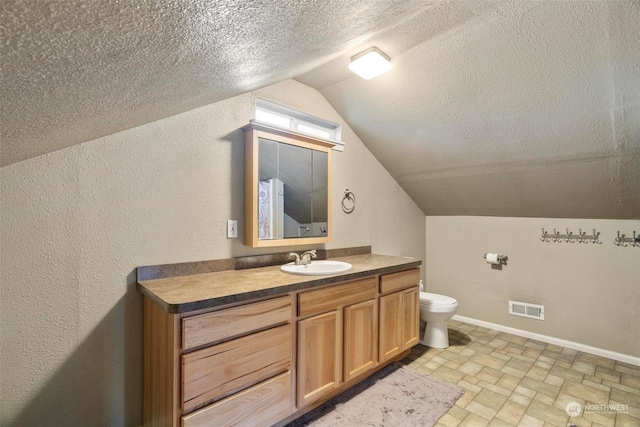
137, 254, 421, 314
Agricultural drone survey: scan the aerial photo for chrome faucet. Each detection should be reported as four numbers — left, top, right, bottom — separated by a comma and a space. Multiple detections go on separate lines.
301, 250, 317, 265
289, 250, 317, 265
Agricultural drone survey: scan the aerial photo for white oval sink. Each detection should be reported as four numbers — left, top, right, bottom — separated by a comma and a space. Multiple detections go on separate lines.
280, 260, 352, 276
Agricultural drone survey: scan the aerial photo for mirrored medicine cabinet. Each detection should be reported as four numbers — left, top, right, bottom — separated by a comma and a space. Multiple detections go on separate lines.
243, 121, 334, 247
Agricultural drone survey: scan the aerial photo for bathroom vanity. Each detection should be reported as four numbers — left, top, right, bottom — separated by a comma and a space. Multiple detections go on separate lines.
137, 253, 421, 427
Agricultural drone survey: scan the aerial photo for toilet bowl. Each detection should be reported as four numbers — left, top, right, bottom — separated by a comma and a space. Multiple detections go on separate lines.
419, 292, 459, 348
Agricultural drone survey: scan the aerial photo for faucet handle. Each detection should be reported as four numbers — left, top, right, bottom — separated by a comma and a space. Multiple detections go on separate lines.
288, 252, 301, 265
301, 250, 317, 265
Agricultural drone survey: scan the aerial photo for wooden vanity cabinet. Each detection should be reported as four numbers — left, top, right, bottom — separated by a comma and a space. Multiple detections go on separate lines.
296, 277, 378, 407
378, 269, 420, 363
296, 296, 379, 407
142, 264, 421, 427
143, 295, 294, 427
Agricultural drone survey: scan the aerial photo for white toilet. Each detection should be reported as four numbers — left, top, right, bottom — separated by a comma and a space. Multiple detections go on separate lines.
419, 292, 459, 348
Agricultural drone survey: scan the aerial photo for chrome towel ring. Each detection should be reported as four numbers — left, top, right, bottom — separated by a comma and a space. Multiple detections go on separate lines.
342, 189, 355, 214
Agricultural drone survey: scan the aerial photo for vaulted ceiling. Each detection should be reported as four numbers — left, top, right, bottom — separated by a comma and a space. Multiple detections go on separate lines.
2, 0, 639, 219
0, 0, 431, 166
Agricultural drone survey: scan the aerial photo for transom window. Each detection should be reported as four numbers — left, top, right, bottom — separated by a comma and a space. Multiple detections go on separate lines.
255, 99, 344, 150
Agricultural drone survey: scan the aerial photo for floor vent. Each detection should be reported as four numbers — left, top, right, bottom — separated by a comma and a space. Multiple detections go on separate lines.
509, 301, 544, 320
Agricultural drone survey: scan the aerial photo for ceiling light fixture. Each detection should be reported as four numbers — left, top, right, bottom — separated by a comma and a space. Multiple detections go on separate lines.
348, 47, 392, 80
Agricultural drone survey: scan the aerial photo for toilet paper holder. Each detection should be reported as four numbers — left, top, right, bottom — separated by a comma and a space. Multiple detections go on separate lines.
484, 253, 508, 264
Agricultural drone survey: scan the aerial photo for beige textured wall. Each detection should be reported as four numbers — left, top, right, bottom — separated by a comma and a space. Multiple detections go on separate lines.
0, 80, 426, 426
424, 216, 640, 358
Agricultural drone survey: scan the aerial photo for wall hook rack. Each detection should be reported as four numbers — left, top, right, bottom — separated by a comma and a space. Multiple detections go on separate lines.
614, 231, 639, 247
540, 228, 601, 244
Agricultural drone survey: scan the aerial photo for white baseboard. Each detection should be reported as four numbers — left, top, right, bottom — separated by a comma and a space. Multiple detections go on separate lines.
452, 315, 640, 367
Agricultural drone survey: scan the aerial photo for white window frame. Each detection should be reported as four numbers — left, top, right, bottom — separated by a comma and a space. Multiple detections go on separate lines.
254, 98, 344, 151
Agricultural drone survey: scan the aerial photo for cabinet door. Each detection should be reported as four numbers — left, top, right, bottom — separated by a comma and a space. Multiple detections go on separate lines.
297, 310, 341, 407
401, 287, 420, 350
379, 292, 402, 363
343, 299, 377, 381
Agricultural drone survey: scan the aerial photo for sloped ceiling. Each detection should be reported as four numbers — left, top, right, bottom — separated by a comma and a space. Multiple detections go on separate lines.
0, 0, 432, 166
2, 1, 639, 219
298, 0, 640, 219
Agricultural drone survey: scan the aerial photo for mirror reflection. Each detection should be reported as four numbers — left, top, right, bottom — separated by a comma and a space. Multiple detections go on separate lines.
258, 137, 328, 240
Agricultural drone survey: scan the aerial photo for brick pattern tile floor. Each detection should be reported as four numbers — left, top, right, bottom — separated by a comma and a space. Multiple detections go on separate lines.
401, 320, 640, 427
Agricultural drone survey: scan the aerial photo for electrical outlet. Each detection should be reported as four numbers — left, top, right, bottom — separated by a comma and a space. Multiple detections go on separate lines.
227, 220, 238, 239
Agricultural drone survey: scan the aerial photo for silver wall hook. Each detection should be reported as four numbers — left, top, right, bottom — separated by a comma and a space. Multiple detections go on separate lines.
565, 228, 573, 243
614, 230, 638, 247
540, 228, 549, 242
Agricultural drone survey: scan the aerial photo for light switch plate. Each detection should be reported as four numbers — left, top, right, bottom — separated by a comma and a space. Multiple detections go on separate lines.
227, 220, 238, 239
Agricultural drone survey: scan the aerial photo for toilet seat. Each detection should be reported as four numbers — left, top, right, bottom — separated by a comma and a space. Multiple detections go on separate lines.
420, 292, 458, 307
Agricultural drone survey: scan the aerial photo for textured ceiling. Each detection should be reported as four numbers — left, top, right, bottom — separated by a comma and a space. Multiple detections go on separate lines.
0, 0, 431, 166
299, 0, 640, 219
2, 0, 639, 219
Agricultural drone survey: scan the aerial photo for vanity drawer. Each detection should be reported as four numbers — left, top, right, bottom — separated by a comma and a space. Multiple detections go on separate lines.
380, 269, 420, 295
182, 324, 291, 412
299, 277, 377, 317
181, 371, 292, 427
182, 296, 291, 350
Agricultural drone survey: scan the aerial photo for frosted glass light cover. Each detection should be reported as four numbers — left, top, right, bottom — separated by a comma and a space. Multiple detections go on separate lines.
348, 47, 392, 80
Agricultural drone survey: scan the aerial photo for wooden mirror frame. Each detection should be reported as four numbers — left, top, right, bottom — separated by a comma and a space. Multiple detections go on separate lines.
243, 122, 334, 248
